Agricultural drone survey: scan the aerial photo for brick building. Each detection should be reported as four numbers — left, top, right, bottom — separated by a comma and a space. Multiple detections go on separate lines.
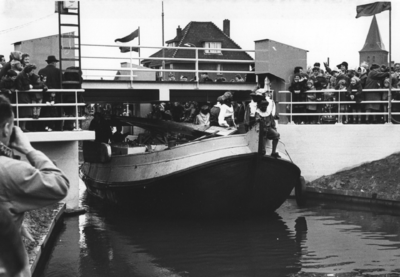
142, 20, 254, 81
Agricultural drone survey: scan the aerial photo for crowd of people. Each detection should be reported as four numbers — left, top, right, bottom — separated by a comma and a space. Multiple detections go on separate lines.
162, 71, 248, 83
0, 51, 81, 132
289, 61, 400, 124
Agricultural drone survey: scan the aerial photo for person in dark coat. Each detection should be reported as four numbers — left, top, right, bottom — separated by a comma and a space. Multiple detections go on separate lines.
289, 73, 307, 124
89, 112, 112, 143
39, 55, 62, 131
15, 65, 37, 132
364, 63, 390, 123
347, 77, 363, 124
0, 70, 17, 101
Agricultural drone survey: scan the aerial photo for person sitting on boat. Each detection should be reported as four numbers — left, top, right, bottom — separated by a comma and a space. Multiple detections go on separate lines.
194, 105, 210, 126
111, 125, 129, 143
218, 94, 236, 128
255, 100, 280, 158
244, 90, 262, 131
210, 96, 224, 126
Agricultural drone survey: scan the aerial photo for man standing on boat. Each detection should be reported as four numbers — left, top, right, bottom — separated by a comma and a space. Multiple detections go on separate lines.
0, 95, 70, 277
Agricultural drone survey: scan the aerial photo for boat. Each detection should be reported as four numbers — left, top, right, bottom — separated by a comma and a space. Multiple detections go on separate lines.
80, 117, 302, 217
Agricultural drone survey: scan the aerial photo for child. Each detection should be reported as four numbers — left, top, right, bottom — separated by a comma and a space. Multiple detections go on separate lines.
255, 100, 280, 158
336, 79, 349, 124
30, 74, 48, 119
347, 77, 363, 124
305, 79, 317, 124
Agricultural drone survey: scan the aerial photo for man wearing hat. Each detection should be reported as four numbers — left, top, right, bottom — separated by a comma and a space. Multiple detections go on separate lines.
38, 55, 61, 89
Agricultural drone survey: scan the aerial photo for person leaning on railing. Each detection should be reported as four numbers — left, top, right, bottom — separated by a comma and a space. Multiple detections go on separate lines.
347, 77, 363, 124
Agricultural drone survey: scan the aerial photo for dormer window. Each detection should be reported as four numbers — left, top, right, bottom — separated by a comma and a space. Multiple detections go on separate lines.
204, 42, 222, 54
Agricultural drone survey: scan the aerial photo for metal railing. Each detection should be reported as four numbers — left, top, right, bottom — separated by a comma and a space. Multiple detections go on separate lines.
12, 89, 86, 130
278, 88, 400, 124
79, 44, 257, 83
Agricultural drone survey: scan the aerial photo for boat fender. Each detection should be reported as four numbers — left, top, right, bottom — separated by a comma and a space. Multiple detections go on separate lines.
295, 176, 307, 206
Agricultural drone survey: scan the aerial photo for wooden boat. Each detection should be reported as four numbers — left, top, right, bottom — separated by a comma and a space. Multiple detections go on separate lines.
80, 117, 301, 216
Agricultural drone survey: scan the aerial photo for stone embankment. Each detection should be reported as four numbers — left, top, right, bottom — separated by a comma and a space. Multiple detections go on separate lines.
306, 152, 400, 206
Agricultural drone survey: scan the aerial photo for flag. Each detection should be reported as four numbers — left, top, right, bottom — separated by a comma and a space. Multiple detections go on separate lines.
119, 46, 139, 53
115, 29, 139, 43
356, 2, 391, 18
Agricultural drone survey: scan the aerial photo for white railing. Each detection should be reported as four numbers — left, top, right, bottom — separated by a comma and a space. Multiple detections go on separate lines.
278, 88, 400, 124
79, 44, 257, 83
12, 89, 86, 131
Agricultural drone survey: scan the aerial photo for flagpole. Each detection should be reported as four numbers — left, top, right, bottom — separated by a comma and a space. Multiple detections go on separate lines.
138, 26, 141, 66
388, 8, 392, 123
162, 1, 165, 81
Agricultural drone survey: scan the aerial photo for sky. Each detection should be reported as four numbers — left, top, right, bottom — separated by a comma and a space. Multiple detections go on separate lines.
0, 0, 399, 72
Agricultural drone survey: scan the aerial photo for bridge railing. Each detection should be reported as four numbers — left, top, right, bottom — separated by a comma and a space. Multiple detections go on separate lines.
79, 44, 256, 83
278, 88, 400, 124
12, 89, 86, 131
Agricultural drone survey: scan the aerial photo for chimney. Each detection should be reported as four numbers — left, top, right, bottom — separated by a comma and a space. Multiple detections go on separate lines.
223, 19, 230, 37
177, 25, 182, 39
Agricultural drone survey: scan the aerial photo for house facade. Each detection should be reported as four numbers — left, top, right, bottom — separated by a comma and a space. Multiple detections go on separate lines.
142, 20, 254, 82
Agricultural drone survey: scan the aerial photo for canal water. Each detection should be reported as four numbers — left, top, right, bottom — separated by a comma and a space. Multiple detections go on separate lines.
38, 190, 400, 277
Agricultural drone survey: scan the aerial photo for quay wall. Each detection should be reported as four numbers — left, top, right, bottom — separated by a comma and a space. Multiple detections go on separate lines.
278, 124, 400, 182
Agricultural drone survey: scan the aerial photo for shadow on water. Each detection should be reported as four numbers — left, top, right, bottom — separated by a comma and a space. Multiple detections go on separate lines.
38, 191, 400, 277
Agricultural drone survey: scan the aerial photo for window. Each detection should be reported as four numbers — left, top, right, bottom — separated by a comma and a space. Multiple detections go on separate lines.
217, 64, 223, 75
204, 42, 222, 54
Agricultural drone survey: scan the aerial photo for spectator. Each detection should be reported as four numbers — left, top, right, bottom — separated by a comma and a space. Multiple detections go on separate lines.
0, 95, 69, 277
21, 53, 30, 68
180, 75, 188, 82
167, 72, 176, 81
235, 74, 244, 82
39, 56, 62, 131
38, 55, 61, 89
357, 66, 368, 88
210, 96, 224, 126
336, 61, 348, 74
10, 60, 23, 75
313, 62, 324, 75
382, 77, 397, 122
244, 91, 260, 130
0, 70, 17, 101
30, 73, 48, 120
347, 77, 363, 124
194, 105, 210, 126
0, 55, 5, 69
111, 125, 129, 143
289, 73, 307, 124
364, 63, 390, 124
305, 79, 317, 124
200, 72, 213, 83
218, 94, 236, 128
182, 101, 197, 122
170, 102, 184, 122
336, 79, 349, 124
0, 51, 22, 79
15, 64, 37, 132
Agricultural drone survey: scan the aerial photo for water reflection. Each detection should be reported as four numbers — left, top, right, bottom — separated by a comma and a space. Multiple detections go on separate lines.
38, 193, 400, 277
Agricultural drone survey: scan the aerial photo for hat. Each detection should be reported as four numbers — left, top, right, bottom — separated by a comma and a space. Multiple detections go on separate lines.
314, 62, 320, 67
23, 64, 37, 73
45, 55, 59, 63
6, 69, 17, 77
294, 66, 303, 74
255, 88, 266, 96
336, 61, 348, 70
370, 63, 380, 70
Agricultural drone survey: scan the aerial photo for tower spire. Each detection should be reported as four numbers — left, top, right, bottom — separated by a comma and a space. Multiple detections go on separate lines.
360, 15, 385, 51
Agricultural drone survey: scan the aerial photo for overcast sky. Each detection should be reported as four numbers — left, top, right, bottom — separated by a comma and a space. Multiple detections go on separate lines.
0, 0, 398, 71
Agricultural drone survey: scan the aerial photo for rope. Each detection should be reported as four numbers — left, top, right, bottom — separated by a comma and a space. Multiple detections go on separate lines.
0, 13, 55, 35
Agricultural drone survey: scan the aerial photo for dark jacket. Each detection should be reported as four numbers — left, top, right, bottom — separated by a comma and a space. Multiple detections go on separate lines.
289, 80, 307, 103
347, 81, 363, 104
364, 70, 390, 89
38, 64, 61, 89
0, 76, 15, 101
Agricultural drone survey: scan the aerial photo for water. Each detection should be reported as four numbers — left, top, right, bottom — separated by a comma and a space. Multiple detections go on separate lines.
38, 190, 400, 277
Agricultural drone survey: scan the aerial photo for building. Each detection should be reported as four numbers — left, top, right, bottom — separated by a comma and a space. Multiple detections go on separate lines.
141, 20, 254, 82
359, 15, 388, 66
254, 39, 308, 123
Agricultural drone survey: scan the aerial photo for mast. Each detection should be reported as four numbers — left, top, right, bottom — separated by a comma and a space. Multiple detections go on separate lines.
162, 1, 165, 80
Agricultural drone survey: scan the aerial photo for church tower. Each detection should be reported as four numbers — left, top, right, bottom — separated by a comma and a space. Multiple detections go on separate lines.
359, 15, 388, 66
